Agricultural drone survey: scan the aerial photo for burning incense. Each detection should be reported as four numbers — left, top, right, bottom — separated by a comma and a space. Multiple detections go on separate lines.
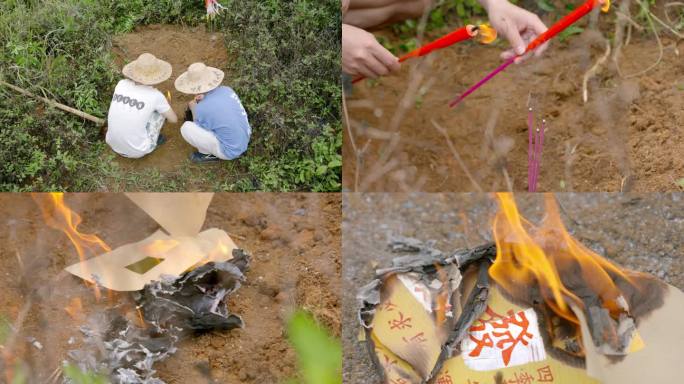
449, 0, 611, 107
352, 24, 496, 84
528, 112, 546, 192
527, 108, 534, 190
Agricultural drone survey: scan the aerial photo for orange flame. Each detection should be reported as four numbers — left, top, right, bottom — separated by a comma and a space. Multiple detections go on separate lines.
476, 24, 497, 44
490, 193, 640, 344
64, 297, 84, 321
33, 193, 111, 300
142, 239, 180, 255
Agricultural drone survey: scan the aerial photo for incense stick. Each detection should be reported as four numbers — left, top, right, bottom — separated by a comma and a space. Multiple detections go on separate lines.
527, 107, 534, 190
528, 116, 546, 192
448, 57, 515, 107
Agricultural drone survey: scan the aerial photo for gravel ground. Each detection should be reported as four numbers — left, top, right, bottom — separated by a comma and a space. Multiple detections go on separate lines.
341, 193, 684, 383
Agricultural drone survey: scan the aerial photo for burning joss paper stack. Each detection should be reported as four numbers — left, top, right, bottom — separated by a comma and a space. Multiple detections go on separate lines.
358, 195, 684, 384
56, 193, 251, 384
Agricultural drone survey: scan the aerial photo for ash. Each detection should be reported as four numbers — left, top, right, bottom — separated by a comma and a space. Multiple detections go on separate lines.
66, 249, 251, 384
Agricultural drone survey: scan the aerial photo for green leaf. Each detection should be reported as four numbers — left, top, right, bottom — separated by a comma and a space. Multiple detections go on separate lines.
536, 0, 556, 12
558, 25, 584, 42
675, 178, 684, 188
286, 311, 341, 384
0, 315, 10, 344
62, 364, 109, 384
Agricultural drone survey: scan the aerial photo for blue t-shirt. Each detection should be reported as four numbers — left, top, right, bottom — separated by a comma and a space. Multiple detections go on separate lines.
194, 86, 251, 159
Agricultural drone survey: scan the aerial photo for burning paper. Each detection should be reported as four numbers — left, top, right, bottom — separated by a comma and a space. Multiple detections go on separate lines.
64, 228, 236, 291
63, 193, 235, 291
40, 193, 253, 384
124, 192, 213, 237
358, 195, 684, 384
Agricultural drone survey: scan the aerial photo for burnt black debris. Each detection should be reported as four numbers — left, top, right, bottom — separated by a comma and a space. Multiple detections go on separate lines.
136, 249, 251, 333
66, 249, 251, 384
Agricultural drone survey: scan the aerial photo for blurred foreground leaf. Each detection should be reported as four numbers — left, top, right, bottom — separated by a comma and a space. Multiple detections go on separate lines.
0, 314, 10, 344
62, 364, 109, 384
286, 311, 342, 384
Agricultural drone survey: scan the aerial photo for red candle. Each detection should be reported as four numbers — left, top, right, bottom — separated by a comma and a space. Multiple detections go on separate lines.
399, 25, 476, 61
352, 24, 496, 84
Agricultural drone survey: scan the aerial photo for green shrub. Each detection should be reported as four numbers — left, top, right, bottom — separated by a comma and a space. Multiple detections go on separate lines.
0, 0, 341, 191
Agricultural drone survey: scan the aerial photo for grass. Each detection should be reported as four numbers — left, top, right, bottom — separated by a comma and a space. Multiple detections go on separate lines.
0, 0, 341, 191
286, 310, 342, 384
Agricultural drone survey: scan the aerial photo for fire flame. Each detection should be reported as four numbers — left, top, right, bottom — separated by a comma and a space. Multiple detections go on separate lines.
142, 239, 180, 255
33, 193, 111, 300
490, 193, 641, 348
476, 24, 497, 44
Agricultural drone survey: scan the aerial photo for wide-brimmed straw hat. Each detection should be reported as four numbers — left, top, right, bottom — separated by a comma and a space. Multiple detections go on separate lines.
122, 53, 172, 85
174, 62, 224, 94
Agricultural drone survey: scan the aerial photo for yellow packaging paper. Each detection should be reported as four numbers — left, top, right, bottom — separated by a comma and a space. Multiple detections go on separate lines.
371, 332, 423, 384
435, 287, 602, 384
371, 275, 447, 379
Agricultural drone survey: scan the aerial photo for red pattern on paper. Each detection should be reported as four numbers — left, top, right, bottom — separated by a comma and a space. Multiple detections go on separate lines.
467, 309, 534, 366
382, 300, 398, 312
435, 370, 454, 384
388, 312, 412, 330
536, 365, 554, 382
468, 332, 494, 357
402, 331, 427, 344
381, 353, 397, 370
506, 371, 535, 384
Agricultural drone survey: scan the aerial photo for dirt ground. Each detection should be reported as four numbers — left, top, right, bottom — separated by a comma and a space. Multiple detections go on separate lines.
341, 193, 684, 383
109, 24, 229, 172
0, 193, 340, 383
343, 29, 684, 192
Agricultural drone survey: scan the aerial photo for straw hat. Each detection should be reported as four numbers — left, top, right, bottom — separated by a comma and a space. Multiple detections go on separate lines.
122, 53, 172, 85
174, 63, 224, 94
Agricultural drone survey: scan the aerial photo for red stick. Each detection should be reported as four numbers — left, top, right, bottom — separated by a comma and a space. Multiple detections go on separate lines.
525, 0, 599, 53
352, 26, 480, 84
399, 26, 475, 61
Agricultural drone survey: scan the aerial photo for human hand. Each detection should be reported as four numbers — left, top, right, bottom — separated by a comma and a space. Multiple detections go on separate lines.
194, 94, 204, 102
481, 0, 548, 63
342, 23, 400, 79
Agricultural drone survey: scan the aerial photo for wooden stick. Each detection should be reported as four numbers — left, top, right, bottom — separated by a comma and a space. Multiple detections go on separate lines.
0, 80, 105, 126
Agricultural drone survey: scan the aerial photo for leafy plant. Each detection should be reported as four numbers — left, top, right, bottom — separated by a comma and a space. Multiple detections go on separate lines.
62, 364, 109, 384
285, 311, 342, 384
0, 0, 341, 191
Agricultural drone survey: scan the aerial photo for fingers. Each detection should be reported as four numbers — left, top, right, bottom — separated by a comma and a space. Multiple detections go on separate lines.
526, 13, 548, 57
501, 18, 526, 56
342, 23, 400, 79
370, 45, 400, 74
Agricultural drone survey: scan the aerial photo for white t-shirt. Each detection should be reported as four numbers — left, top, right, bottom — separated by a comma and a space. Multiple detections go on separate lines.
106, 79, 171, 158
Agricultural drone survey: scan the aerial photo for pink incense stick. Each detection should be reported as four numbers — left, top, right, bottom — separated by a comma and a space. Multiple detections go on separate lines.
448, 56, 516, 108
527, 107, 534, 190
535, 119, 546, 190
532, 128, 541, 191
